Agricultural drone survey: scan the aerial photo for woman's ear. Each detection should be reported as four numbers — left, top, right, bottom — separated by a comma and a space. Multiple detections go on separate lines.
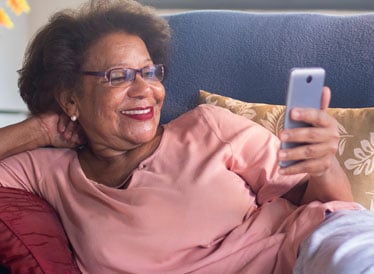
55, 90, 79, 118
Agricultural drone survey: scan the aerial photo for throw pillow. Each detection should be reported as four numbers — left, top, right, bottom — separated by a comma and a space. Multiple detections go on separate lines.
199, 90, 374, 210
0, 187, 81, 273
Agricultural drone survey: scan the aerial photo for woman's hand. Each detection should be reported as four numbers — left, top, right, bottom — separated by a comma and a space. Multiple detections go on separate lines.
278, 87, 339, 177
0, 112, 85, 162
37, 112, 85, 148
278, 87, 353, 203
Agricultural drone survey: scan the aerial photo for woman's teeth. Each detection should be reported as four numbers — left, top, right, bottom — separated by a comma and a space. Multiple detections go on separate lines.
121, 108, 151, 115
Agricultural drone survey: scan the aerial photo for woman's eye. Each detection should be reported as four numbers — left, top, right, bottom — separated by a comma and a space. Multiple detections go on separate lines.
142, 68, 156, 79
143, 72, 155, 78
110, 69, 133, 84
111, 76, 126, 84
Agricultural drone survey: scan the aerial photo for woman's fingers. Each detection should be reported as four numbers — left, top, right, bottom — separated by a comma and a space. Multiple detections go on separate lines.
279, 154, 332, 176
279, 141, 337, 164
320, 86, 331, 110
55, 113, 85, 147
57, 113, 69, 133
289, 107, 335, 128
279, 89, 340, 177
280, 126, 339, 145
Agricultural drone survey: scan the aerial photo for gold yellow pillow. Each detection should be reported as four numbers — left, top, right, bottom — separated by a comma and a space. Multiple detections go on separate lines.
199, 90, 374, 210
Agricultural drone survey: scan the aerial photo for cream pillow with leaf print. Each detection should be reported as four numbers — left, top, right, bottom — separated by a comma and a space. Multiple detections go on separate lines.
199, 90, 374, 210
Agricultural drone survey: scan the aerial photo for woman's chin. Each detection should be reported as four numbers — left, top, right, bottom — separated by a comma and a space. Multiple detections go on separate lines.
129, 127, 159, 144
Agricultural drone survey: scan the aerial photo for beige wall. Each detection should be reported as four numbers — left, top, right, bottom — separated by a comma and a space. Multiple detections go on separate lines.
0, 1, 86, 126
27, 0, 84, 38
0, 9, 28, 112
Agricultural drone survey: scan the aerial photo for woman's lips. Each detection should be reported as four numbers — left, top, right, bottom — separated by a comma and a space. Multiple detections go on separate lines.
120, 106, 154, 120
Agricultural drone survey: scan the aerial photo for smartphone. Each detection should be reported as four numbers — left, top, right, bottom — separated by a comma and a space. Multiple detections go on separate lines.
279, 67, 325, 168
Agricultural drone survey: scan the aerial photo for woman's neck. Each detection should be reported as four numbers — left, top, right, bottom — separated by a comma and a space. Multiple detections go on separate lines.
78, 127, 163, 188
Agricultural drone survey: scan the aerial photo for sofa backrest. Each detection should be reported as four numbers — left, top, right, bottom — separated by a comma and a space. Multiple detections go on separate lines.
161, 10, 374, 123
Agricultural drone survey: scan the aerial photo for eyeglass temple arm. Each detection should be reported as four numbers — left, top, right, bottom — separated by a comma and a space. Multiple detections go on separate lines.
81, 71, 106, 77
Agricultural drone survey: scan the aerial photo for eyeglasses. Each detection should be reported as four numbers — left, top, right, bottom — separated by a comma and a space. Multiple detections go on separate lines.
81, 64, 165, 87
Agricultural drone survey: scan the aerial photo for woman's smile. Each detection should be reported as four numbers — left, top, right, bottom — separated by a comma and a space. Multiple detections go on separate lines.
120, 106, 154, 120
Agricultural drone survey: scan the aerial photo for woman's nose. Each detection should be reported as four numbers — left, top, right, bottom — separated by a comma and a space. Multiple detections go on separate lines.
126, 74, 151, 98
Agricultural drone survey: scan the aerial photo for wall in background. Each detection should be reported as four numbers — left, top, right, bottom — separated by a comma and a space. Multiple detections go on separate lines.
0, 0, 84, 126
0, 11, 27, 111
0, 8, 29, 126
27, 0, 83, 37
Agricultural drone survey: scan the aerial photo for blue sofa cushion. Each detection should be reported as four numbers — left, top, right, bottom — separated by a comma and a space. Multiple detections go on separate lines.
162, 11, 374, 123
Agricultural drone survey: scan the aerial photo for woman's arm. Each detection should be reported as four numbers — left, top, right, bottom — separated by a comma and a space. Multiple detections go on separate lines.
279, 87, 354, 204
0, 112, 83, 161
302, 157, 353, 204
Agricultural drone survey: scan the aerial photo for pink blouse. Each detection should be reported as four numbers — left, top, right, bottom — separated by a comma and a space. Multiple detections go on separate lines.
0, 104, 359, 273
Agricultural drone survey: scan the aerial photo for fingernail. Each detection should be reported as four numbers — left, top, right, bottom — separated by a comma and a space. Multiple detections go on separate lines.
59, 124, 66, 132
280, 133, 289, 141
293, 109, 300, 118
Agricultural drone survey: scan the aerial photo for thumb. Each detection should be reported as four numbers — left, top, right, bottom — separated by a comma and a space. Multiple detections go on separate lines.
321, 86, 331, 110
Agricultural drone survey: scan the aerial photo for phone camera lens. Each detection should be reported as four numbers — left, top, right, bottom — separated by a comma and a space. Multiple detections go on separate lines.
306, 75, 313, 83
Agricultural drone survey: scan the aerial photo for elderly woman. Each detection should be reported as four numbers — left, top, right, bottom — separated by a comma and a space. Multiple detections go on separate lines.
0, 0, 373, 273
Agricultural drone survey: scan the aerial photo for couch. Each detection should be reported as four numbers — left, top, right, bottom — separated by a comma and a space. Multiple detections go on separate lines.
1, 10, 373, 273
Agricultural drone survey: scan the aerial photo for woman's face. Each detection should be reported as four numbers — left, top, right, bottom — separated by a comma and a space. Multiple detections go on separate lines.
76, 32, 165, 155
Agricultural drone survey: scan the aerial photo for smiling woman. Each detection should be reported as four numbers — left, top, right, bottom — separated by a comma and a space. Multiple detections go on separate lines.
1, 0, 374, 273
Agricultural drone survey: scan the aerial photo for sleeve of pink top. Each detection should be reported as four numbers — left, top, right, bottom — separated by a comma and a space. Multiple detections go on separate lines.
0, 152, 37, 192
200, 104, 305, 205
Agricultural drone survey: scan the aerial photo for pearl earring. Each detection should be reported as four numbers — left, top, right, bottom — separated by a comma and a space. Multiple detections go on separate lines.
70, 115, 77, 122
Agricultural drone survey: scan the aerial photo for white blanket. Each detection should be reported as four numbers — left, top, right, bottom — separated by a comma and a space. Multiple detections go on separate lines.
294, 209, 374, 274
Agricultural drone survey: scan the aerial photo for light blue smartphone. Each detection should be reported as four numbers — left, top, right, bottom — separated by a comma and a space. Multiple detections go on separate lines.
279, 67, 325, 168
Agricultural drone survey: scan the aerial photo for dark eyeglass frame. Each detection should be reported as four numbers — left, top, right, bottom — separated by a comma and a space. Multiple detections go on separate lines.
81, 64, 165, 87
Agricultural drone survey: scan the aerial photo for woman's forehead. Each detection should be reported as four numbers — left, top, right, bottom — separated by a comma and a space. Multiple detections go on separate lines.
83, 33, 151, 69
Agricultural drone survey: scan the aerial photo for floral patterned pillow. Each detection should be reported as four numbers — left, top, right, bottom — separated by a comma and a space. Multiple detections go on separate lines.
199, 90, 374, 210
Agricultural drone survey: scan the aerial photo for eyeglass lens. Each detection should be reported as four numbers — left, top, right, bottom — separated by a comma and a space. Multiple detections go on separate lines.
109, 65, 164, 86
